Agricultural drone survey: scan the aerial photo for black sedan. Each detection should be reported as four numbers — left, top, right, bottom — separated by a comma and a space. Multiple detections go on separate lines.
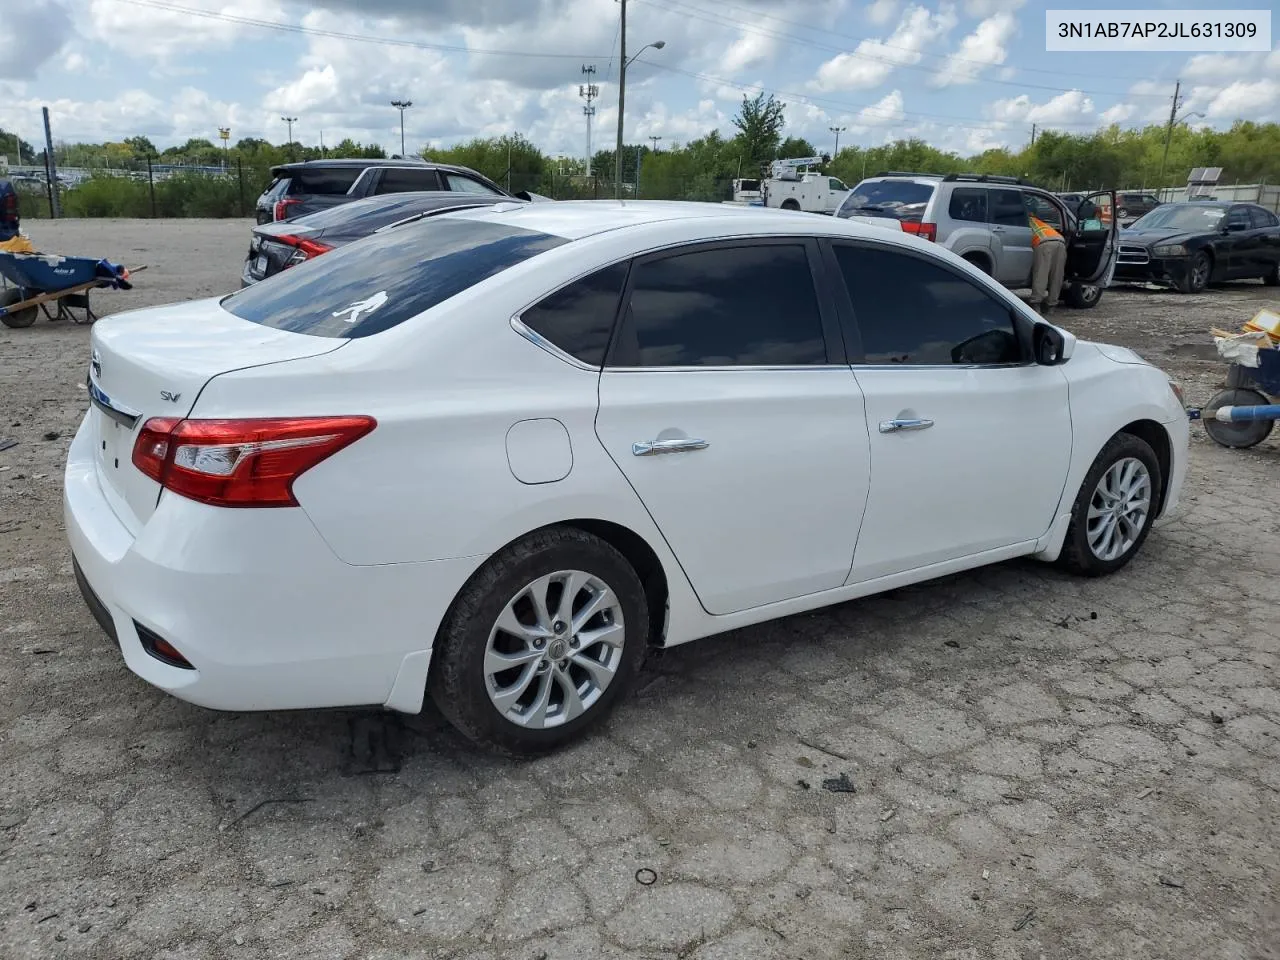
241, 191, 521, 285
1115, 201, 1280, 293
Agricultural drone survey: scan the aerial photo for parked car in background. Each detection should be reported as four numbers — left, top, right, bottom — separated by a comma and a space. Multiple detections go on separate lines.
241, 191, 523, 285
253, 158, 514, 224
836, 173, 1118, 308
1116, 191, 1161, 224
1116, 201, 1280, 293
67, 201, 1187, 753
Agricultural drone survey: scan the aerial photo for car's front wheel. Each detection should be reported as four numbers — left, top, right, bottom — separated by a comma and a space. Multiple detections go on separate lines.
429, 527, 648, 754
1058, 433, 1162, 577
1263, 259, 1280, 287
1179, 251, 1212, 293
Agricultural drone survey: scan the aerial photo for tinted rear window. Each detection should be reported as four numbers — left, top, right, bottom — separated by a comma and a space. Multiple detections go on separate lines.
223, 218, 567, 338
839, 180, 935, 220
286, 168, 363, 195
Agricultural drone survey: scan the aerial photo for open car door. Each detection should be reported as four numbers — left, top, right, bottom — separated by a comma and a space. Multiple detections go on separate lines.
1067, 190, 1119, 286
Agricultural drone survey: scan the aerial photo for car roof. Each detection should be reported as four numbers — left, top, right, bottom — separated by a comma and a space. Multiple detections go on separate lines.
1166, 200, 1230, 208
439, 199, 923, 242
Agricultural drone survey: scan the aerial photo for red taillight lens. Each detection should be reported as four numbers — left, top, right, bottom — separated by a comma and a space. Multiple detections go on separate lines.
273, 198, 301, 221
903, 221, 937, 241
132, 416, 376, 507
276, 234, 334, 266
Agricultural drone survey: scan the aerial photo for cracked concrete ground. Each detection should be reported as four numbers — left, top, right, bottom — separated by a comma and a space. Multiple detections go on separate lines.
2, 219, 1278, 959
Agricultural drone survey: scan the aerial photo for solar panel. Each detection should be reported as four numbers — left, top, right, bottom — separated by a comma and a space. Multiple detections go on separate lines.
1187, 167, 1223, 184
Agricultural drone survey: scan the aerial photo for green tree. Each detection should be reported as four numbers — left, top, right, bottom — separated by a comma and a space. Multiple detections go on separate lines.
777, 136, 817, 160
732, 92, 786, 169
122, 135, 157, 156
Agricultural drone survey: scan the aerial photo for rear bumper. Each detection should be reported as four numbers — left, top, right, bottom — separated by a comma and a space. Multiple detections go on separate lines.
63, 411, 485, 714
1114, 257, 1190, 288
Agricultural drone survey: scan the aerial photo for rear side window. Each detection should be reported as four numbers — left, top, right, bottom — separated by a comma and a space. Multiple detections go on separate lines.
835, 243, 1021, 366
287, 168, 363, 195
948, 188, 987, 223
446, 173, 504, 195
990, 189, 1028, 228
223, 218, 567, 338
611, 244, 827, 367
375, 168, 442, 194
519, 263, 628, 367
1248, 206, 1277, 228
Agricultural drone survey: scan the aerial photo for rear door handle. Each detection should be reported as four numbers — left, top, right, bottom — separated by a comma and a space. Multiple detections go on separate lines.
632, 438, 709, 456
878, 418, 934, 434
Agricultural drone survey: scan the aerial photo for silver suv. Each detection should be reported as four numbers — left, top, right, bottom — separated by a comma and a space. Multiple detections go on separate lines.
836, 173, 1118, 309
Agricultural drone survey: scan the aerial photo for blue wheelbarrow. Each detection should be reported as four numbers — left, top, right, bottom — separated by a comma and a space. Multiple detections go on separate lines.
1187, 345, 1280, 449
0, 251, 144, 328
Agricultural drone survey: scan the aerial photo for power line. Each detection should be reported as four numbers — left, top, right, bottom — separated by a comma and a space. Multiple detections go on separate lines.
634, 0, 1166, 100
110, 0, 611, 60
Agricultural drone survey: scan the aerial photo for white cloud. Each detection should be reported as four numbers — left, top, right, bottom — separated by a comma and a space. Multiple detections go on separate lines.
86, 0, 289, 62
63, 51, 90, 74
865, 0, 898, 25
850, 89, 906, 132
811, 3, 958, 91
963, 0, 1025, 15
988, 90, 1095, 126
1099, 102, 1136, 125
1204, 80, 1280, 120
721, 30, 777, 74
932, 11, 1016, 86
0, 0, 73, 79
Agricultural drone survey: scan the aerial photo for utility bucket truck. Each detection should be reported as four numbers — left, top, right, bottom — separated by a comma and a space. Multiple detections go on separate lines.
760, 157, 850, 214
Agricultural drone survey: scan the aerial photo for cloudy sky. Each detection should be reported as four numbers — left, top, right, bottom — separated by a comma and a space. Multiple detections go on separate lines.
1, 0, 1277, 159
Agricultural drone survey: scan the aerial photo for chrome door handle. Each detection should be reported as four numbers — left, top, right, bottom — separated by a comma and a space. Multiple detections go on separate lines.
632, 438, 709, 456
878, 418, 934, 434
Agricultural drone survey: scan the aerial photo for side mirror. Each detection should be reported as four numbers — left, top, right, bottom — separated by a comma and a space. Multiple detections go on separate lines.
1033, 322, 1067, 365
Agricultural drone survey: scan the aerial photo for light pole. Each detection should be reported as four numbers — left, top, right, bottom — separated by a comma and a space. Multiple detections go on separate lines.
649, 135, 662, 153
829, 126, 846, 160
281, 116, 297, 159
391, 100, 412, 158
218, 127, 230, 171
1159, 107, 1205, 184
614, 0, 665, 199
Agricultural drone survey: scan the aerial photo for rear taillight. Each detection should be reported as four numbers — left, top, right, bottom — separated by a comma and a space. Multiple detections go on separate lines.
132, 416, 376, 507
903, 221, 937, 241
273, 198, 301, 221
277, 234, 334, 266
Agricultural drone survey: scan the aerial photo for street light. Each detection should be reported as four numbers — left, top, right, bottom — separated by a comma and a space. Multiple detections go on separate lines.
1159, 109, 1206, 182
281, 116, 297, 160
391, 100, 413, 158
614, 2, 666, 199
829, 126, 846, 159
649, 135, 662, 153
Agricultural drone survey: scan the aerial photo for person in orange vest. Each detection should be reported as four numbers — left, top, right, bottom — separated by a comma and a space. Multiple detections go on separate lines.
1029, 214, 1067, 317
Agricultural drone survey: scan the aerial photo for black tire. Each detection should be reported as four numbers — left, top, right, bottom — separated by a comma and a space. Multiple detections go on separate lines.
1263, 259, 1280, 287
1058, 432, 1163, 577
780, 199, 800, 211
962, 254, 992, 275
1178, 251, 1211, 294
0, 288, 38, 328
1203, 388, 1274, 449
428, 527, 649, 755
1063, 283, 1102, 309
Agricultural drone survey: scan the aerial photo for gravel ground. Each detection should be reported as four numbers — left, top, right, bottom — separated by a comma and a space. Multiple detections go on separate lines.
2, 218, 1278, 960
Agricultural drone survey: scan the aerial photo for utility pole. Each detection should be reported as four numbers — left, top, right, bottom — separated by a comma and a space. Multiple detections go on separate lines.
615, 0, 626, 198
649, 135, 662, 153
580, 65, 598, 177
390, 100, 412, 158
281, 116, 297, 159
829, 126, 846, 159
1031, 123, 1036, 146
1159, 80, 1181, 184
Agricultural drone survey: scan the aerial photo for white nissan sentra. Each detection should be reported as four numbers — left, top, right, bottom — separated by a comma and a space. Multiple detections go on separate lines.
65, 200, 1188, 753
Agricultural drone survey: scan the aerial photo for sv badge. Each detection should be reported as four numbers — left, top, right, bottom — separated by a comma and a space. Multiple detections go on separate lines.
160, 390, 182, 404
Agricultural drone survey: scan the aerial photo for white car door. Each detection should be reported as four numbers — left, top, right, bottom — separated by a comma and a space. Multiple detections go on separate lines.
827, 240, 1072, 582
594, 239, 871, 616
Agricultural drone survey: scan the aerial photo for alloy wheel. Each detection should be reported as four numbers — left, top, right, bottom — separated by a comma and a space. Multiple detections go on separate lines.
483, 570, 625, 728
1086, 457, 1152, 562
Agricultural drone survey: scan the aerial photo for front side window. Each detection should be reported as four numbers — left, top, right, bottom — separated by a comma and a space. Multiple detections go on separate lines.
1226, 207, 1251, 230
1023, 192, 1064, 230
990, 189, 1028, 228
519, 263, 629, 367
222, 218, 567, 338
611, 244, 827, 367
834, 243, 1022, 366
446, 174, 504, 195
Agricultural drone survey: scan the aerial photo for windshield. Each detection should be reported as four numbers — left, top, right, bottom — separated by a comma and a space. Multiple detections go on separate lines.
1130, 204, 1225, 232
223, 217, 567, 338
837, 180, 935, 220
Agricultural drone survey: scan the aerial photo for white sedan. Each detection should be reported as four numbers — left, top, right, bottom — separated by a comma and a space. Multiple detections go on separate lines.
65, 201, 1188, 753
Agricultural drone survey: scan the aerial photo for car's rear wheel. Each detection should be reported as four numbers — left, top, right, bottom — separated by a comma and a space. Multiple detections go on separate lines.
0, 288, 38, 328
1179, 251, 1211, 293
1058, 433, 1162, 577
962, 253, 992, 275
1063, 283, 1102, 309
428, 527, 648, 754
1263, 259, 1280, 286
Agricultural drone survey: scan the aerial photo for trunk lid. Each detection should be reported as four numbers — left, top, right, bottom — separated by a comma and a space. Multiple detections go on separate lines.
86, 297, 346, 533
